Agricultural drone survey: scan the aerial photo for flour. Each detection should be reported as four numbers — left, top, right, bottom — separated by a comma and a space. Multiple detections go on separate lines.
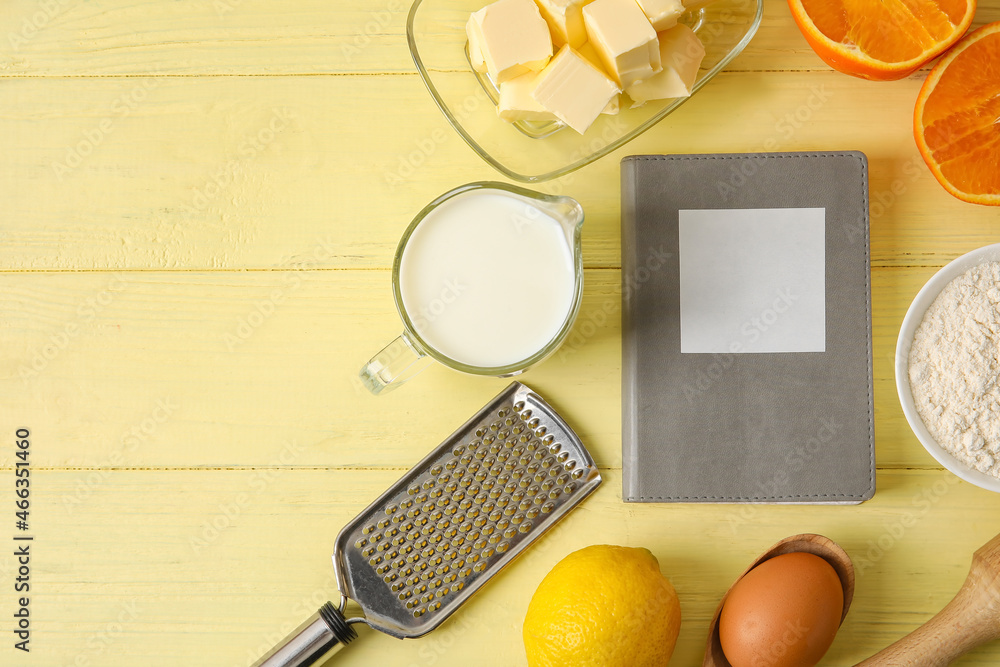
908, 261, 1000, 477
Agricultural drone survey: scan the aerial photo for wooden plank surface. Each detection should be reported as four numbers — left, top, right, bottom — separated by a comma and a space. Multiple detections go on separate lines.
0, 265, 964, 470
1, 468, 998, 666
1, 0, 998, 75
2, 0, 1000, 665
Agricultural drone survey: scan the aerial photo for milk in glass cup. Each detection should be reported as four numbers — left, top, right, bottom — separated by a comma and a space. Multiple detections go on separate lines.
359, 182, 584, 395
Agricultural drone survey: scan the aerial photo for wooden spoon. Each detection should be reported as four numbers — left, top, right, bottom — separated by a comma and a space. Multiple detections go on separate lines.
855, 532, 1000, 666
702, 533, 856, 667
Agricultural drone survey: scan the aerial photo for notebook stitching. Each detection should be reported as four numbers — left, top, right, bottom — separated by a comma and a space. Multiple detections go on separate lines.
623, 152, 875, 502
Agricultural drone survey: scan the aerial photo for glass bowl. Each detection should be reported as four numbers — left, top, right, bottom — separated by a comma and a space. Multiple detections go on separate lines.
896, 243, 1000, 494
406, 0, 763, 182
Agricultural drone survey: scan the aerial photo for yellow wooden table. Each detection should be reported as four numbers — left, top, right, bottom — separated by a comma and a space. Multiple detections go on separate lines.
2, 1, 1000, 665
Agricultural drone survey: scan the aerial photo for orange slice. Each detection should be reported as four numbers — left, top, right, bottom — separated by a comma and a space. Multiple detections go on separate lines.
788, 0, 977, 81
915, 22, 1000, 205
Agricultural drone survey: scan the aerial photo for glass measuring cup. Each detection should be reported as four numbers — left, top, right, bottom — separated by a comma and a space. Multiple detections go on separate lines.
359, 182, 584, 395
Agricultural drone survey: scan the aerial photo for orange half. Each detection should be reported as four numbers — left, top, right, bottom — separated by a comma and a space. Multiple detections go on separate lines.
915, 21, 1000, 205
788, 0, 977, 80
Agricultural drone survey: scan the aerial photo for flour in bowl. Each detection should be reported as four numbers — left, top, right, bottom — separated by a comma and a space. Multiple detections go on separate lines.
908, 261, 1000, 477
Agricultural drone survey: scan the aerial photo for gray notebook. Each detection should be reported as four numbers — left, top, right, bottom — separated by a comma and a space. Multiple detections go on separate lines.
621, 152, 875, 504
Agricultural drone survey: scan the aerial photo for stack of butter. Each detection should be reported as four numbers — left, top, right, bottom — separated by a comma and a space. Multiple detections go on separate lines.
466, 0, 709, 134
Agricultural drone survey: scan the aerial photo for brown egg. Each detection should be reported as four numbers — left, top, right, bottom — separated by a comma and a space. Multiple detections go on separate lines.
719, 552, 844, 667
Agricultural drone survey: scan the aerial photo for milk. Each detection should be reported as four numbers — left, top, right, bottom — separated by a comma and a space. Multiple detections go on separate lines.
399, 190, 577, 369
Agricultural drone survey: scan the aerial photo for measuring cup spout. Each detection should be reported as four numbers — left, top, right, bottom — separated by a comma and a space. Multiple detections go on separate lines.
536, 195, 585, 250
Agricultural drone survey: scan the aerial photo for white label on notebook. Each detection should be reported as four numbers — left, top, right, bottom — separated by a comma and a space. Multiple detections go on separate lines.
678, 207, 826, 354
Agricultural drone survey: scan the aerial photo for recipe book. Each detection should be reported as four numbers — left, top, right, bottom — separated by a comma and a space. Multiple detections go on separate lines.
621, 152, 875, 504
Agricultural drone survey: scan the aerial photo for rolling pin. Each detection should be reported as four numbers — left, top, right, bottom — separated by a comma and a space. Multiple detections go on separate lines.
856, 532, 1000, 666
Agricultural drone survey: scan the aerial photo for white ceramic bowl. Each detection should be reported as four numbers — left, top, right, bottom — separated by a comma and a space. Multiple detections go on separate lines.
896, 242, 1000, 493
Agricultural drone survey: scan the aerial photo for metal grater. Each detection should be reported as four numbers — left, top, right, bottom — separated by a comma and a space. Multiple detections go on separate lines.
253, 382, 602, 666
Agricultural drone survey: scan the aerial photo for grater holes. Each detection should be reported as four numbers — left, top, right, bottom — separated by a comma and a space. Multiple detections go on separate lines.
571, 467, 583, 478
542, 435, 555, 445
362, 524, 376, 535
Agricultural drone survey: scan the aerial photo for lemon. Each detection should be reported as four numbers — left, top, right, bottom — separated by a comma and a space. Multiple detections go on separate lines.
522, 544, 682, 667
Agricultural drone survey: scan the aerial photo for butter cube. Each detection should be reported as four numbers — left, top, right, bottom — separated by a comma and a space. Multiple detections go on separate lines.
577, 42, 622, 114
534, 0, 595, 48
626, 24, 705, 105
583, 0, 662, 88
603, 92, 621, 115
532, 45, 620, 134
498, 72, 558, 122
636, 0, 685, 30
466, 15, 488, 72
468, 0, 553, 84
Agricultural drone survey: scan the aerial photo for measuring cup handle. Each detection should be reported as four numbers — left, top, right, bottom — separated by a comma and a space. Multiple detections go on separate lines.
359, 333, 431, 395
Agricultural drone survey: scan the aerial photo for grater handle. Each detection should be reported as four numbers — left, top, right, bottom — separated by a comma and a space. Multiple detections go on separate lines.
252, 602, 359, 667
